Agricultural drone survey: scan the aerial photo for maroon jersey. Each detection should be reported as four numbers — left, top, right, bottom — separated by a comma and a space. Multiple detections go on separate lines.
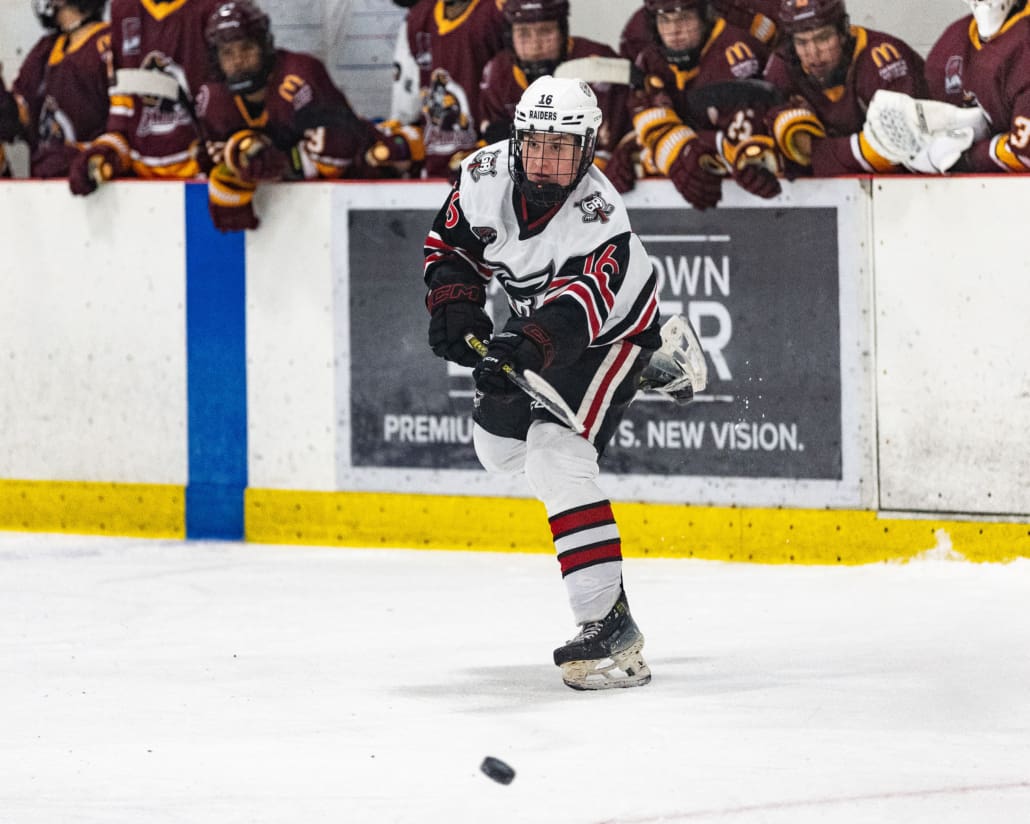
0, 23, 111, 177
103, 0, 222, 178
195, 49, 383, 178
764, 27, 926, 175
404, 0, 506, 176
925, 8, 1030, 172
478, 37, 631, 161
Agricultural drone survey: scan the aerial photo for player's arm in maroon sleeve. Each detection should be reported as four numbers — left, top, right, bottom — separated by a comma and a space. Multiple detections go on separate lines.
284, 54, 422, 178
963, 81, 1030, 172
762, 52, 827, 171
1, 37, 54, 145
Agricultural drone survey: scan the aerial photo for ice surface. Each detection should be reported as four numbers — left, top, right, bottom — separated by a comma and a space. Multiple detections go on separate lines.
1, 533, 1028, 824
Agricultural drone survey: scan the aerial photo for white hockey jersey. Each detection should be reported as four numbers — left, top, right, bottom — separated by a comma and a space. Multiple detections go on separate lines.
424, 141, 659, 350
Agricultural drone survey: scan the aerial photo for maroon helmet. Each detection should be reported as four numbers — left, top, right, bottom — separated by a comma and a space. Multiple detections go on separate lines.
502, 0, 569, 24
205, 0, 276, 95
644, 0, 708, 15
778, 0, 848, 35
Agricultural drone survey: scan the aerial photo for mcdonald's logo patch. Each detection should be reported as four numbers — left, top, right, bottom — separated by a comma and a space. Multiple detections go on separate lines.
871, 43, 902, 68
726, 42, 756, 65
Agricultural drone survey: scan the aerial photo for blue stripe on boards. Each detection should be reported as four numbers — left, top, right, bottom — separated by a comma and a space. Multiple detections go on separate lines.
184, 182, 247, 539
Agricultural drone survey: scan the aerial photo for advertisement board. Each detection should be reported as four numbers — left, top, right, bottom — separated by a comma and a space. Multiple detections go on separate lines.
343, 181, 872, 507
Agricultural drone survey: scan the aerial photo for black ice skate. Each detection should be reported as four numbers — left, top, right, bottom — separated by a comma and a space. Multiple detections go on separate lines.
553, 589, 651, 690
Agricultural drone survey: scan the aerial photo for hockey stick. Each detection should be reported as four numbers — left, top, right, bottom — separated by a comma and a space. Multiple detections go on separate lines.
464, 334, 587, 434
554, 56, 641, 87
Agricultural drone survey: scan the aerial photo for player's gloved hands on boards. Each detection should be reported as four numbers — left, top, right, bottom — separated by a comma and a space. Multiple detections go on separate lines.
733, 163, 781, 199
427, 282, 493, 368
473, 319, 555, 398
209, 201, 260, 233
668, 140, 723, 210
224, 130, 289, 182
68, 144, 120, 196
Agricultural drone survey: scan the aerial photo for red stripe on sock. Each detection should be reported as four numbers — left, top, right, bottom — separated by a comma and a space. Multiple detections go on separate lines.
549, 501, 615, 539
558, 541, 623, 575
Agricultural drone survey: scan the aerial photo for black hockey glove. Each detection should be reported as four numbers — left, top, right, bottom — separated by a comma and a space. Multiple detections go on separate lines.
473, 320, 555, 398
427, 282, 493, 368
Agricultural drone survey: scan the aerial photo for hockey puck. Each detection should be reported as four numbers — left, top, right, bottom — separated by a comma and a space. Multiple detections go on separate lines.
480, 756, 515, 785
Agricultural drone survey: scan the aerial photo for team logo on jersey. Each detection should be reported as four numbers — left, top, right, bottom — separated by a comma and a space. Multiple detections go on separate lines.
944, 56, 964, 96
871, 44, 907, 82
467, 149, 500, 182
122, 17, 141, 56
472, 226, 498, 244
576, 192, 614, 223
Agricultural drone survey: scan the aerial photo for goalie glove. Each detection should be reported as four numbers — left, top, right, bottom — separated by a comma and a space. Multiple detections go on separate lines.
862, 90, 991, 172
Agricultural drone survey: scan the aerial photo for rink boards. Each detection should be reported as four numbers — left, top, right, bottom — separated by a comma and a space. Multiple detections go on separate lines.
0, 177, 1027, 562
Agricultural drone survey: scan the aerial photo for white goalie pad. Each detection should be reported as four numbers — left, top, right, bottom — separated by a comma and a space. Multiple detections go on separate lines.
639, 315, 709, 403
111, 68, 182, 100
862, 90, 991, 172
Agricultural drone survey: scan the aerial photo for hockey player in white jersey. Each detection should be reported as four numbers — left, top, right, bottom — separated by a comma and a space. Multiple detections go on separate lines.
423, 76, 661, 690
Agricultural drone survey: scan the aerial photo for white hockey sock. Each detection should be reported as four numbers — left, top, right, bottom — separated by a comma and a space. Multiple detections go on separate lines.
550, 500, 623, 624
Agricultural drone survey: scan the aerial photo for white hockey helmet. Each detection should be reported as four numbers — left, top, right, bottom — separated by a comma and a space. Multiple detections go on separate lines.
509, 75, 603, 205
967, 0, 1017, 39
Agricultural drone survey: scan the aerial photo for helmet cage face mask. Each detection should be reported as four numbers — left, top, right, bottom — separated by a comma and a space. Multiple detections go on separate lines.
508, 76, 601, 206
205, 0, 276, 95
967, 0, 1017, 38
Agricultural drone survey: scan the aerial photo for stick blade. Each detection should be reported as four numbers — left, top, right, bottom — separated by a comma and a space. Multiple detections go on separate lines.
554, 56, 634, 86
521, 369, 586, 434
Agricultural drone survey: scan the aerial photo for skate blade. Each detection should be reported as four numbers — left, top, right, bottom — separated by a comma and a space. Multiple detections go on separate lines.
559, 638, 651, 691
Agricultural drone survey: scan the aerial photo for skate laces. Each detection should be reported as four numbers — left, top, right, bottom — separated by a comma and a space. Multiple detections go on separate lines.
574, 620, 604, 643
